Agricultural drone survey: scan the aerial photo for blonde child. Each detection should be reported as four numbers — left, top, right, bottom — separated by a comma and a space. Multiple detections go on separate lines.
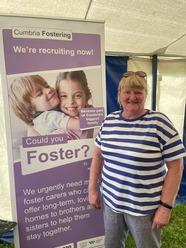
9, 75, 80, 137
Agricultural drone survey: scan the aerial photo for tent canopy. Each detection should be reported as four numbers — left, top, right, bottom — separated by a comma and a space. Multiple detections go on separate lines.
0, 0, 185, 57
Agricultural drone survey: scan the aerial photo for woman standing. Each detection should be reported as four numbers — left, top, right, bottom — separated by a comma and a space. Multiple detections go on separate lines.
88, 71, 186, 248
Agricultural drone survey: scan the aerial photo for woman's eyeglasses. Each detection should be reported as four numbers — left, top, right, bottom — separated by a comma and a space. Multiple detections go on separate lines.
123, 71, 147, 78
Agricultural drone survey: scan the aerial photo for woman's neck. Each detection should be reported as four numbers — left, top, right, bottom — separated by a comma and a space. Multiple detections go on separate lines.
122, 108, 147, 119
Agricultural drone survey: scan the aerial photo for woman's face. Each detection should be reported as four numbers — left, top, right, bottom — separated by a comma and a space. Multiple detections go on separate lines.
58, 78, 87, 117
119, 86, 146, 118
30, 84, 59, 112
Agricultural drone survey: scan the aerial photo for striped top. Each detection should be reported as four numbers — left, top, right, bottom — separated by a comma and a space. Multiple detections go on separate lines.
95, 110, 186, 216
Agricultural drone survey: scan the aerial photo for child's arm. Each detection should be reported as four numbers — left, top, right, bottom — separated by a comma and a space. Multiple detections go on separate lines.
35, 111, 81, 131
67, 117, 80, 130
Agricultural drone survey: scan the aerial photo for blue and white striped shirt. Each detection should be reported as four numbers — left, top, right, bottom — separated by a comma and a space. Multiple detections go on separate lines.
95, 110, 186, 216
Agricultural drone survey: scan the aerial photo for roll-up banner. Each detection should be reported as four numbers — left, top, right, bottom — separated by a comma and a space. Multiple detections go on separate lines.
0, 15, 105, 248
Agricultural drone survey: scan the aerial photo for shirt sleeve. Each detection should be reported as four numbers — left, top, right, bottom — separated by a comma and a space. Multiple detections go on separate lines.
33, 111, 70, 135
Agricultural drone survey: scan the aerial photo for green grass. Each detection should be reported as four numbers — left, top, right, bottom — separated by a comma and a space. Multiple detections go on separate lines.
125, 204, 186, 248
0, 204, 186, 247
0, 244, 14, 248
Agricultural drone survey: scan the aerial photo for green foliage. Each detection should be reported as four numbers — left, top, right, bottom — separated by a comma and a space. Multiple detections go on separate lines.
125, 204, 186, 248
161, 204, 186, 248
0, 204, 186, 247
0, 244, 14, 248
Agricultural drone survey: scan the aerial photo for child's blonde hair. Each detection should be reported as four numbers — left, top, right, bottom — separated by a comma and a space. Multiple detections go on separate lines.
9, 75, 49, 125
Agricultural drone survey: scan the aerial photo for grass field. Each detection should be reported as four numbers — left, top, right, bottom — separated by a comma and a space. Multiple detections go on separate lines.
125, 203, 186, 248
0, 204, 186, 248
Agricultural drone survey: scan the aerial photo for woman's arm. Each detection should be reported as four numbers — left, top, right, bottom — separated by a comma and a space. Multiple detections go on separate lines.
88, 146, 103, 209
160, 158, 183, 205
152, 158, 184, 229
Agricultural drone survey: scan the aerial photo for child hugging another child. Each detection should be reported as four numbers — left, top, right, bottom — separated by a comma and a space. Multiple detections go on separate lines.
8, 70, 93, 140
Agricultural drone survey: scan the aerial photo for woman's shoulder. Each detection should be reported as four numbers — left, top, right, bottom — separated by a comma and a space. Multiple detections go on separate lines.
107, 110, 121, 117
146, 109, 173, 124
104, 110, 121, 120
147, 109, 168, 118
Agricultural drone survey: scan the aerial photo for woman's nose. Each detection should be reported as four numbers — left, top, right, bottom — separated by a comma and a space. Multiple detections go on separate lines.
129, 92, 137, 99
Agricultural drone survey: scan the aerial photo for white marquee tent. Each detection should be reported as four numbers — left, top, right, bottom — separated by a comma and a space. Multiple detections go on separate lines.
0, 0, 186, 220
0, 0, 186, 56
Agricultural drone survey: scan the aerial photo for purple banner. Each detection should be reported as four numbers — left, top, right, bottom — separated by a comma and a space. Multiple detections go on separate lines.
0, 16, 105, 248
14, 160, 104, 248
3, 30, 101, 74
22, 134, 68, 148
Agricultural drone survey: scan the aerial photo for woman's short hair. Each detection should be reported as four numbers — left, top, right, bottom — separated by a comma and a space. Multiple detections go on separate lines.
117, 72, 147, 104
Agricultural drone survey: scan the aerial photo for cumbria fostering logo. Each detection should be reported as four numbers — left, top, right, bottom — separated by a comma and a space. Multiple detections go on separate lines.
55, 243, 74, 248
12, 27, 72, 40
77, 236, 104, 247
